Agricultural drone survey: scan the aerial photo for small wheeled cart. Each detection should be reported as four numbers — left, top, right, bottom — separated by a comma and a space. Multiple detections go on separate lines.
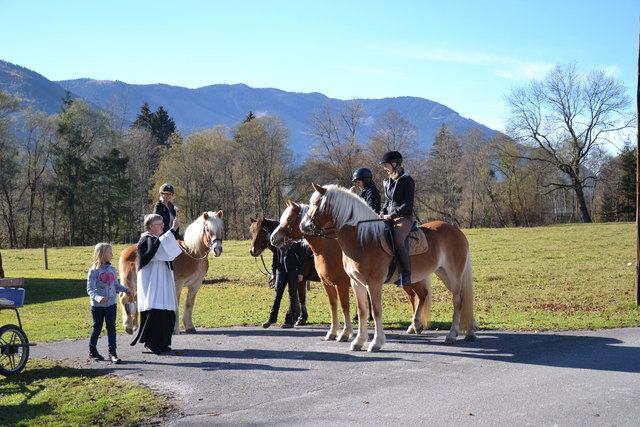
0, 279, 33, 376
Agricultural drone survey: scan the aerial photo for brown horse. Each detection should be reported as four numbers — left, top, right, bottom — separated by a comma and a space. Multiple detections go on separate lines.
301, 184, 476, 352
248, 217, 318, 325
271, 200, 424, 341
119, 211, 224, 334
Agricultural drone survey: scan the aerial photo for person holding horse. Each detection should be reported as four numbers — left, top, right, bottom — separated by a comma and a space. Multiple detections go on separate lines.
262, 240, 306, 329
350, 167, 381, 214
379, 150, 415, 287
154, 183, 179, 234
134, 213, 181, 354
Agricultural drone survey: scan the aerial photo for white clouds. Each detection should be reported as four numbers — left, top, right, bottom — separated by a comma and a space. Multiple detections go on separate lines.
493, 61, 554, 81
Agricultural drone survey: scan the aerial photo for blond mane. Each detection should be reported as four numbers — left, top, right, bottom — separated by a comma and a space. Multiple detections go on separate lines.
311, 185, 384, 244
182, 211, 223, 252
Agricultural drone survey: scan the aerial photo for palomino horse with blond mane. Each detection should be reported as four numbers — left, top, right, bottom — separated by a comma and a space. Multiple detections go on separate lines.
301, 184, 476, 352
119, 211, 224, 335
248, 216, 319, 326
270, 201, 424, 342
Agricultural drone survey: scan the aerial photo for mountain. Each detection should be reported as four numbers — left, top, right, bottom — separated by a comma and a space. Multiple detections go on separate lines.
0, 60, 497, 157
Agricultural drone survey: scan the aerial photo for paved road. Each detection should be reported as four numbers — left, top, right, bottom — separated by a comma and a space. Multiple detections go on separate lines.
33, 326, 640, 426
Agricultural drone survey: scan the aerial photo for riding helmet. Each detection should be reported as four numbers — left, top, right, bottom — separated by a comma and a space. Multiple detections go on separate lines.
380, 150, 403, 164
159, 183, 175, 194
352, 167, 373, 182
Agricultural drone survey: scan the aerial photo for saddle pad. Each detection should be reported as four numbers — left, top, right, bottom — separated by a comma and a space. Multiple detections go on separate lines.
380, 227, 429, 257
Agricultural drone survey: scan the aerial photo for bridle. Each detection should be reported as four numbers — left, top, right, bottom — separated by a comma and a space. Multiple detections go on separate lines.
302, 197, 337, 239
179, 221, 222, 260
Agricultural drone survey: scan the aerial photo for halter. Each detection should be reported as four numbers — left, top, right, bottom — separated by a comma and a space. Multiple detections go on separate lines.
179, 220, 222, 260
303, 196, 337, 239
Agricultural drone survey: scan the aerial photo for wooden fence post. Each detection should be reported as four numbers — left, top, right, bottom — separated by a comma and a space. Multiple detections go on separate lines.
44, 244, 49, 270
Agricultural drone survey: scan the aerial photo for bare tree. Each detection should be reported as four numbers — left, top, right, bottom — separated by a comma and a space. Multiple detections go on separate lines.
367, 109, 418, 164
505, 63, 634, 222
308, 101, 365, 185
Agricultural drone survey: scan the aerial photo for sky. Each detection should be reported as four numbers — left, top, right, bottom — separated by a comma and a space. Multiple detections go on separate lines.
1, 0, 638, 141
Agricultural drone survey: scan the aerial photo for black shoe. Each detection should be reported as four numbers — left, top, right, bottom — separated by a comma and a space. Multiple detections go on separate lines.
280, 323, 294, 329
89, 345, 104, 361
109, 349, 122, 364
145, 344, 163, 355
262, 321, 274, 328
159, 346, 172, 353
395, 271, 411, 287
294, 319, 306, 327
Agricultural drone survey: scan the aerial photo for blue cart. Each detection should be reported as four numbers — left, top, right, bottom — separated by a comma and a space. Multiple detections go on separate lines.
0, 284, 31, 375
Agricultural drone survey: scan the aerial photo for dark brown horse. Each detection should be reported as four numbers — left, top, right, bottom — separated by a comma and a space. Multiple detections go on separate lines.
249, 217, 318, 325
301, 184, 476, 352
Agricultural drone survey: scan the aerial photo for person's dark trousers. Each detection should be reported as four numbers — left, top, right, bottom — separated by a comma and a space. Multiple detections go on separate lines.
90, 304, 117, 349
139, 309, 176, 348
267, 275, 287, 323
268, 271, 300, 325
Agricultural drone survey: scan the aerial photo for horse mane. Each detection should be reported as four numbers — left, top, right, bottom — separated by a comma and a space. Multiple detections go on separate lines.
312, 185, 384, 244
183, 211, 223, 252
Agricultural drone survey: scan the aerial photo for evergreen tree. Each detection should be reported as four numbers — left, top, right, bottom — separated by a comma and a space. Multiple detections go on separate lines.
132, 102, 153, 131
150, 106, 176, 147
243, 111, 256, 122
617, 142, 636, 221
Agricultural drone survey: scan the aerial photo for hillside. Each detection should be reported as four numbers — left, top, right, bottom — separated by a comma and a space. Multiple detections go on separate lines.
0, 59, 497, 157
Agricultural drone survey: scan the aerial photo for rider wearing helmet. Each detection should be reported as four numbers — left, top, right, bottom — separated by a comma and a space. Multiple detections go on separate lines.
379, 151, 415, 287
154, 183, 178, 234
351, 167, 381, 214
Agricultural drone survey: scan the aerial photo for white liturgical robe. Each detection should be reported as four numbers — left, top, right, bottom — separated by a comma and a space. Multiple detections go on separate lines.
136, 230, 182, 312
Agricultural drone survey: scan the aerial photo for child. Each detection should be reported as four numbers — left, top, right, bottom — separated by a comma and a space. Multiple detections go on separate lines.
87, 243, 131, 363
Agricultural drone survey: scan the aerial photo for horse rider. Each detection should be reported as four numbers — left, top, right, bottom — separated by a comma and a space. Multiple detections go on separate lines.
351, 167, 381, 214
154, 183, 179, 234
379, 151, 415, 287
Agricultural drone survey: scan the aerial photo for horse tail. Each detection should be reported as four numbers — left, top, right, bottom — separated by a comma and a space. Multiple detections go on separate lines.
458, 250, 475, 333
119, 245, 137, 297
419, 280, 432, 328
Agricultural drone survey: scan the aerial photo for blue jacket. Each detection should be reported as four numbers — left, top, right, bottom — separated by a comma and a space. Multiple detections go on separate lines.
87, 263, 129, 307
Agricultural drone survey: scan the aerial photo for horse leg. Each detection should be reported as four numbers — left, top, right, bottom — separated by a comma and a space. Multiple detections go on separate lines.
182, 283, 201, 334
403, 286, 418, 334
407, 278, 430, 335
321, 280, 340, 341
295, 281, 307, 326
336, 280, 353, 342
173, 283, 184, 335
350, 281, 370, 351
119, 260, 138, 334
367, 283, 385, 352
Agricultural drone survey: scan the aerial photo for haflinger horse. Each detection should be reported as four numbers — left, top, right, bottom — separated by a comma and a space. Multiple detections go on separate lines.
248, 217, 318, 326
119, 211, 224, 335
272, 200, 424, 342
300, 184, 476, 352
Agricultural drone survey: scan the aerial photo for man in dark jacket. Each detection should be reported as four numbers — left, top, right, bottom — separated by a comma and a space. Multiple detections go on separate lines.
262, 241, 306, 328
379, 151, 415, 287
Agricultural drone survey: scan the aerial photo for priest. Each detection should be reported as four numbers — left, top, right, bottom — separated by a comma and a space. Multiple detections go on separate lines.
134, 213, 181, 354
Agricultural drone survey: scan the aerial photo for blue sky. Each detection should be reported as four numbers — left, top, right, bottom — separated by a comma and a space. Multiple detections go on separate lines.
1, 0, 638, 138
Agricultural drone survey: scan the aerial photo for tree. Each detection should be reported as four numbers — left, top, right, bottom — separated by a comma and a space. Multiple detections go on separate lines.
308, 101, 365, 185
132, 102, 153, 131
367, 109, 418, 164
0, 91, 22, 247
132, 103, 176, 147
616, 142, 636, 221
506, 63, 634, 222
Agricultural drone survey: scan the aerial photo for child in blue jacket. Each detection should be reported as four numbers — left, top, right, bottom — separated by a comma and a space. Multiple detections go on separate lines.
87, 243, 130, 363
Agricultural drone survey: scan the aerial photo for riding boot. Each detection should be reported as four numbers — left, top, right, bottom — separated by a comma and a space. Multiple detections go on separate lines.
108, 347, 122, 364
394, 242, 411, 287
89, 345, 104, 361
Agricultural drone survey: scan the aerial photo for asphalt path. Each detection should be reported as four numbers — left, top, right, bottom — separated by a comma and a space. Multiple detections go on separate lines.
32, 326, 640, 426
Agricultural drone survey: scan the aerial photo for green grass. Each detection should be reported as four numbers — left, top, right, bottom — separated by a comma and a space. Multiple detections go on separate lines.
0, 360, 172, 426
1, 222, 638, 425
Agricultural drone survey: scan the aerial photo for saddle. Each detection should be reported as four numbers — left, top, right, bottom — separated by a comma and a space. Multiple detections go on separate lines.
381, 222, 429, 283
380, 222, 429, 257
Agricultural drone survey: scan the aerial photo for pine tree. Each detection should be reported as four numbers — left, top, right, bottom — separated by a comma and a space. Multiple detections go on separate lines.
617, 142, 636, 221
132, 102, 153, 131
150, 106, 176, 147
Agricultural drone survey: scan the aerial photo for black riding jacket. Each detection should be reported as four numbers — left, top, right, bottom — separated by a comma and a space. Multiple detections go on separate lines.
381, 172, 415, 218
360, 182, 381, 214
153, 201, 177, 233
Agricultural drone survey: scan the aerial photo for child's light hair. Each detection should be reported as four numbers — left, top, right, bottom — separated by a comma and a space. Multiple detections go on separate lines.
92, 243, 112, 269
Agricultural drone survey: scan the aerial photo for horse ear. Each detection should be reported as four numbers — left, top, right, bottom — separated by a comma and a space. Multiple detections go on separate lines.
286, 200, 292, 207
290, 201, 299, 211
216, 210, 224, 218
312, 183, 326, 195
250, 217, 257, 223
202, 212, 209, 220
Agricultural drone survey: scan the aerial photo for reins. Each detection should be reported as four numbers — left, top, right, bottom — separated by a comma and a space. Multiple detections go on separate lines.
179, 223, 221, 260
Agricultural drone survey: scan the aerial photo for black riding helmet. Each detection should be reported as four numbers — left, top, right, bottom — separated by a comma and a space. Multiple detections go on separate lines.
159, 183, 175, 194
380, 150, 403, 164
352, 167, 373, 182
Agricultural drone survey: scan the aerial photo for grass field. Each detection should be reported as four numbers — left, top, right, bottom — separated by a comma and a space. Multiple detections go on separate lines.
1, 222, 638, 425
1, 222, 638, 343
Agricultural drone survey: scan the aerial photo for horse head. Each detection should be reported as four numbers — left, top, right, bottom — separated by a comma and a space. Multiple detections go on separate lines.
249, 217, 270, 256
271, 200, 306, 248
300, 183, 335, 236
204, 210, 224, 257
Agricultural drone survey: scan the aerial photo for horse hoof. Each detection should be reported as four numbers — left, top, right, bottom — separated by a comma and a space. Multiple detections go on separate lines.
414, 325, 424, 334
444, 335, 456, 344
406, 325, 416, 334
350, 344, 363, 351
367, 345, 382, 352
464, 333, 477, 341
184, 328, 197, 334
337, 334, 349, 342
125, 327, 133, 335
323, 334, 337, 341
